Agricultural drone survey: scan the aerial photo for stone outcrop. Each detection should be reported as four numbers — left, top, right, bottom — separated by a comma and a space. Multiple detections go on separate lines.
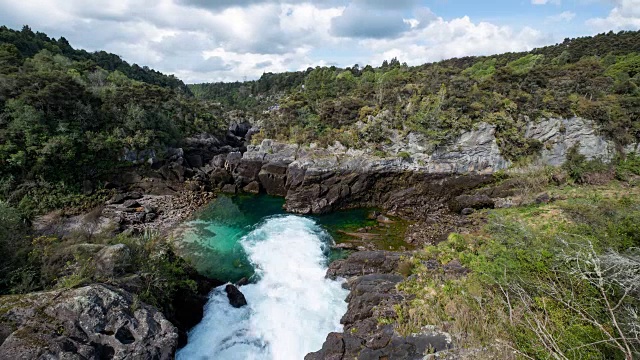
306, 251, 453, 360
204, 139, 497, 216
525, 117, 617, 166
0, 284, 178, 360
188, 117, 624, 216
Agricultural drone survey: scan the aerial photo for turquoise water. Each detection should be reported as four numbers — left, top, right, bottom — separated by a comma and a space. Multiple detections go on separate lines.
177, 194, 409, 282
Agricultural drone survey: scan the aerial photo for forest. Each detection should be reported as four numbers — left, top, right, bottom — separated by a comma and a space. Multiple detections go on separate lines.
0, 25, 226, 216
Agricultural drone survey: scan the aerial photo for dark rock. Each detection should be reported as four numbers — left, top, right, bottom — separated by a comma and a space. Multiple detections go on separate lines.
327, 251, 401, 279
234, 159, 263, 185
332, 243, 360, 251
236, 277, 249, 287
461, 207, 475, 216
210, 154, 227, 168
258, 162, 289, 196
166, 147, 184, 160
229, 121, 252, 138
104, 182, 118, 190
308, 251, 454, 360
535, 192, 551, 204
143, 205, 156, 213
305, 332, 345, 360
221, 184, 237, 194
170, 273, 224, 348
243, 181, 261, 194
443, 259, 469, 276
145, 212, 158, 222
0, 284, 178, 359
132, 212, 146, 224
225, 284, 248, 308
450, 194, 494, 214
209, 168, 233, 187
158, 163, 186, 182
186, 154, 203, 168
109, 192, 142, 205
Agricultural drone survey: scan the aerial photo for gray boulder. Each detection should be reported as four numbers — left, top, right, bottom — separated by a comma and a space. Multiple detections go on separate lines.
0, 284, 178, 360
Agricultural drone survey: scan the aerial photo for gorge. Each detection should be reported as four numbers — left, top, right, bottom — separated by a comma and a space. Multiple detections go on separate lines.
1, 26, 639, 360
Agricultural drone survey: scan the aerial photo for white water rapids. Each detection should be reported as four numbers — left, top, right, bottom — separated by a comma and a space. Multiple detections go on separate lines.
176, 215, 349, 360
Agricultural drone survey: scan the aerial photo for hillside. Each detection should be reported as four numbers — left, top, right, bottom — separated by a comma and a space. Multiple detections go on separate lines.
191, 30, 640, 160
0, 26, 226, 216
0, 25, 189, 92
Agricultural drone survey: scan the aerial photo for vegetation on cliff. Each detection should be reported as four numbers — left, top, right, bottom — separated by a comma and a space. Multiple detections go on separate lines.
192, 30, 640, 160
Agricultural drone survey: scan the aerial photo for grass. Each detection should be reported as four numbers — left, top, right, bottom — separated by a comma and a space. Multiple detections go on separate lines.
393, 179, 640, 359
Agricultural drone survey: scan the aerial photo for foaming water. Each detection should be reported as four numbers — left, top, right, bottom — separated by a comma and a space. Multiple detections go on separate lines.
177, 215, 348, 360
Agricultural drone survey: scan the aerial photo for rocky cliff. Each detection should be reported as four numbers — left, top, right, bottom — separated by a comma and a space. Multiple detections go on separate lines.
169, 116, 633, 217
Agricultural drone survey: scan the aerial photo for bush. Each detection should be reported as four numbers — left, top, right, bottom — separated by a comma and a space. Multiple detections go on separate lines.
0, 201, 31, 294
615, 152, 640, 180
563, 144, 612, 184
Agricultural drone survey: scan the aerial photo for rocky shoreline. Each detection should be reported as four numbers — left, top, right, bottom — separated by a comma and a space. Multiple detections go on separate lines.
307, 251, 454, 359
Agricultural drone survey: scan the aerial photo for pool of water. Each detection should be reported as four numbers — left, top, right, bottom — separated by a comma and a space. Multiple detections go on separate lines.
176, 194, 410, 282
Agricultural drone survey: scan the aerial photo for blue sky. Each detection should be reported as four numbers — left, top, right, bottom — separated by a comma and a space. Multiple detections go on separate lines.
0, 0, 638, 83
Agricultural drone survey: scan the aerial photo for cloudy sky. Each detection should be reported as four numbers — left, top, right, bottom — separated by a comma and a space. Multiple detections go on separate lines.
1, 0, 639, 83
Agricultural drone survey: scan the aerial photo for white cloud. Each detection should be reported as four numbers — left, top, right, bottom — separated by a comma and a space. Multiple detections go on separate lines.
547, 11, 576, 22
587, 0, 640, 31
0, 0, 604, 83
362, 16, 550, 67
531, 0, 561, 5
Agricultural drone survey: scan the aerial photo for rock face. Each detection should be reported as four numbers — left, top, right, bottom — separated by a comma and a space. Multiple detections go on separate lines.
449, 194, 495, 214
306, 251, 453, 360
194, 117, 621, 215
0, 284, 178, 359
212, 139, 496, 216
525, 117, 616, 166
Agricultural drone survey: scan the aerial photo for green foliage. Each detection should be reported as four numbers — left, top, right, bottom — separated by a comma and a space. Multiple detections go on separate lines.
0, 201, 31, 294
615, 153, 640, 180
190, 30, 640, 158
397, 190, 640, 358
397, 151, 411, 160
506, 54, 545, 75
0, 25, 189, 92
113, 233, 198, 311
462, 58, 496, 81
562, 145, 612, 183
605, 52, 640, 79
0, 28, 226, 213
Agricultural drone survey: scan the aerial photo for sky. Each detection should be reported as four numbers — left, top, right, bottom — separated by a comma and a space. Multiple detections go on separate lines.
0, 0, 639, 83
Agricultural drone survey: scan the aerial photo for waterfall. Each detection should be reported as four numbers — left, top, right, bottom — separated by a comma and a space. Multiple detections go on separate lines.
177, 215, 348, 360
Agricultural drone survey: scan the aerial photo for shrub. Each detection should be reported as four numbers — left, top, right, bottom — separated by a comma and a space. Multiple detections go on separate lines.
615, 152, 640, 180
563, 144, 612, 184
506, 54, 545, 75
